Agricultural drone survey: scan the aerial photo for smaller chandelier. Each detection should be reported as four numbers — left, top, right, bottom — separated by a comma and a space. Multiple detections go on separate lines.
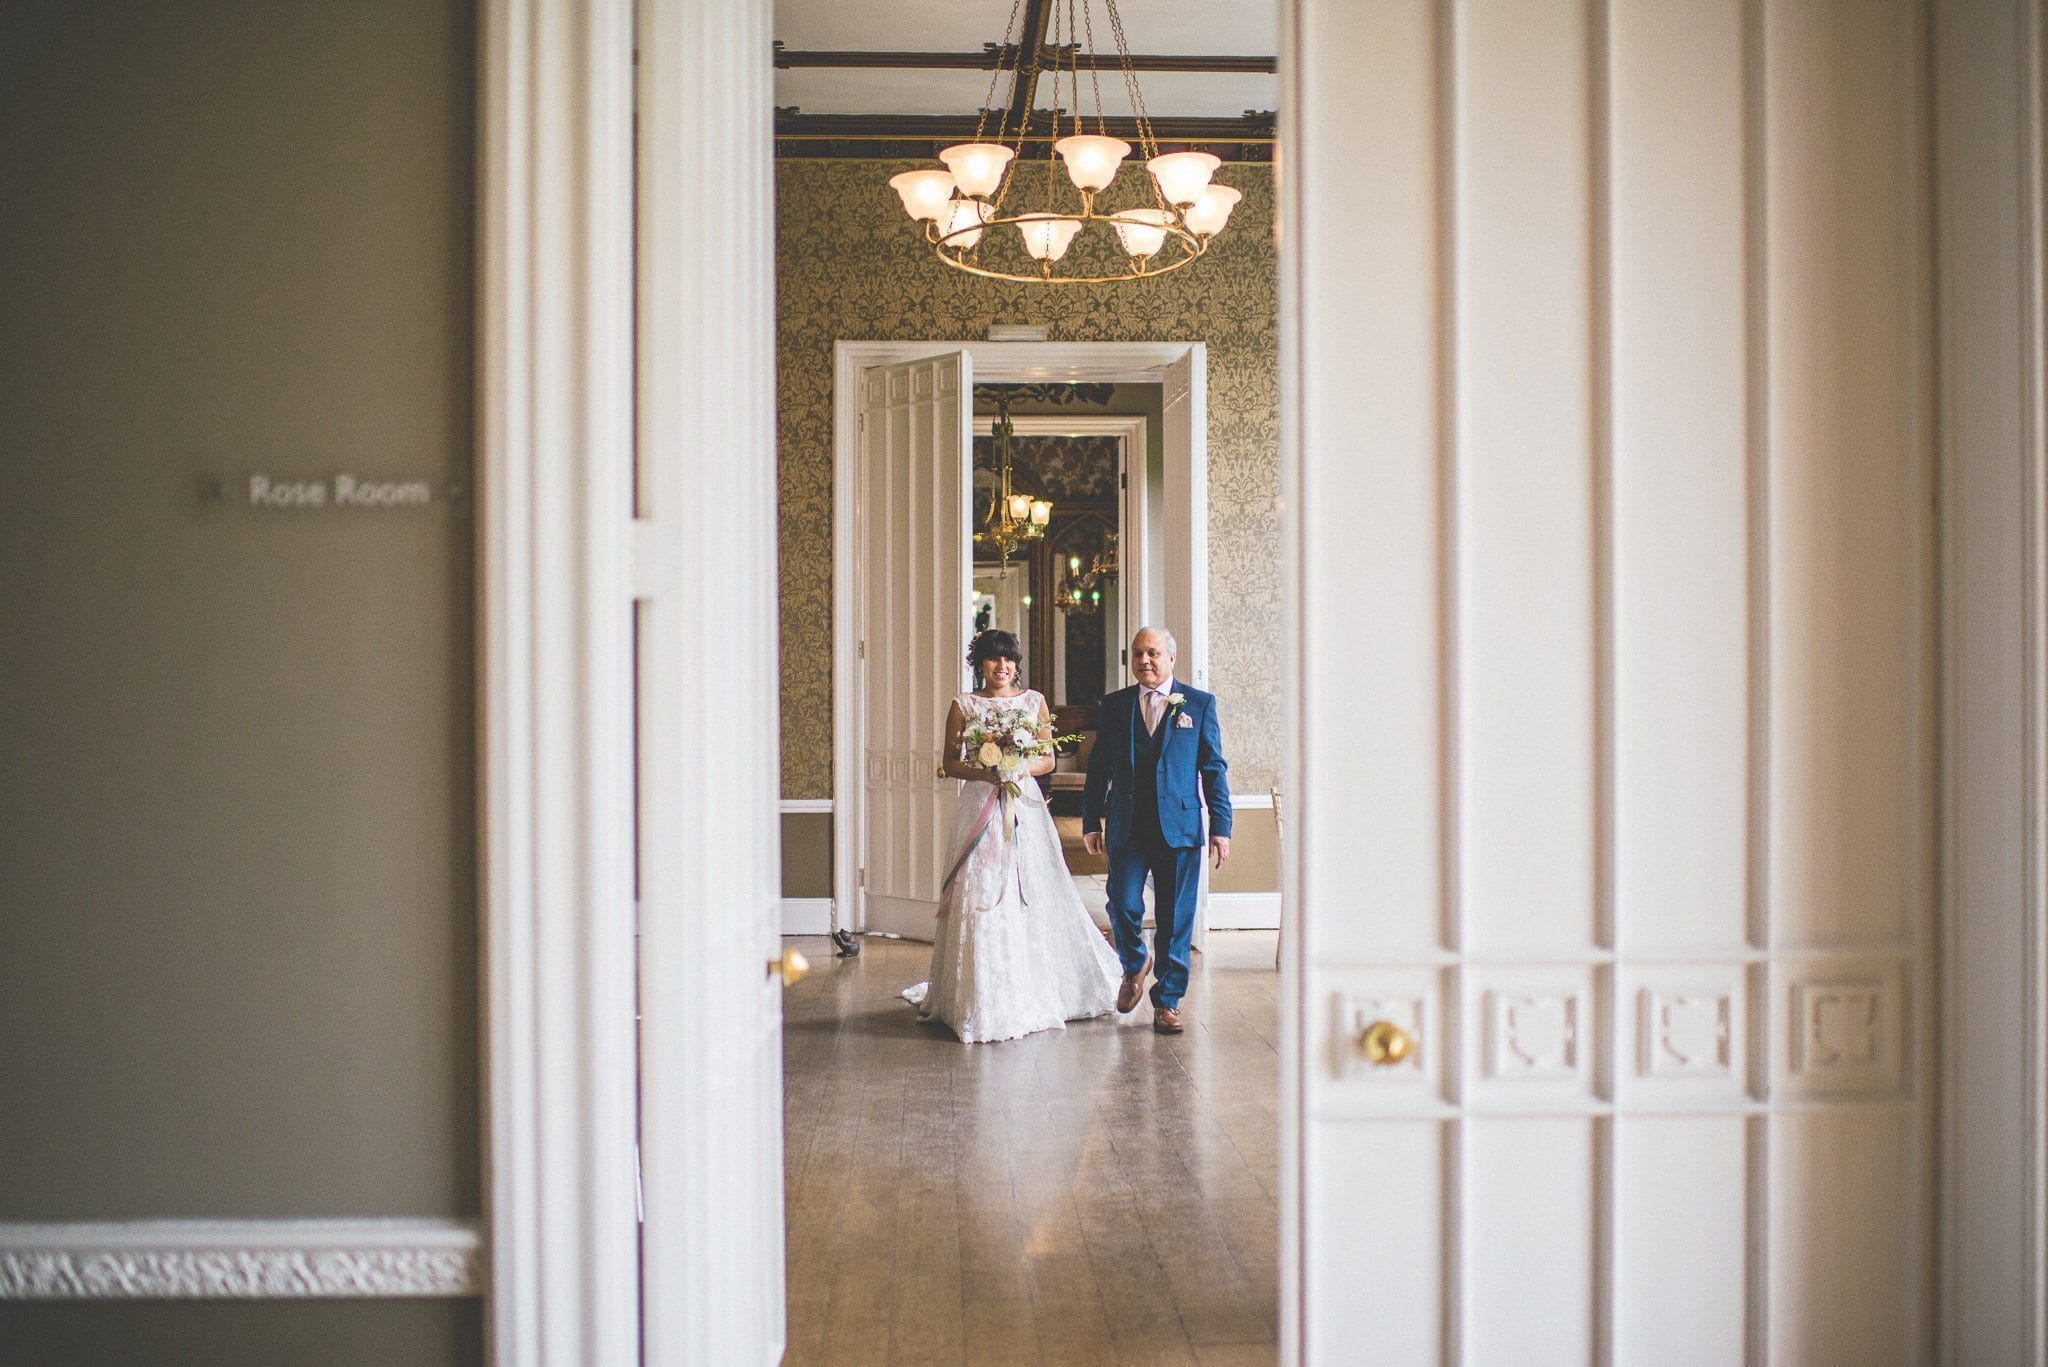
1056, 531, 1119, 616
885, 0, 1242, 286
974, 401, 1050, 563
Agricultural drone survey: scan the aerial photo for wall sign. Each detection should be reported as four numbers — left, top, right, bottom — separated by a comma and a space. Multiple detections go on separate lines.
228, 473, 459, 509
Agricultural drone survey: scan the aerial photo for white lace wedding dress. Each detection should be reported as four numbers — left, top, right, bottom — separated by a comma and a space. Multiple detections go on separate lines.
902, 689, 1122, 1043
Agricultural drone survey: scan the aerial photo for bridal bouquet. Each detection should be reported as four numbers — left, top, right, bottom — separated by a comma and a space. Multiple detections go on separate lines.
961, 704, 1080, 791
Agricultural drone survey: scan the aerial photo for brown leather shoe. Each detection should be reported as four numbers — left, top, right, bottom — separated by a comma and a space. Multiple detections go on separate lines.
1153, 1005, 1184, 1035
1116, 953, 1151, 1013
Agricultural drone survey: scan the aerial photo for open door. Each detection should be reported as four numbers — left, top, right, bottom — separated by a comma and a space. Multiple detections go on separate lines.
855, 350, 974, 941
1285, 2, 1934, 1362
1159, 345, 1209, 688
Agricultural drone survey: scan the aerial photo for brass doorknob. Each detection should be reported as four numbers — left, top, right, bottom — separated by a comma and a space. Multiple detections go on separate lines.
769, 949, 810, 986
1358, 1019, 1414, 1066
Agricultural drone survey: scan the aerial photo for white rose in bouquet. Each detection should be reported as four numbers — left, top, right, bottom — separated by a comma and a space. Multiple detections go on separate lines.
976, 741, 1003, 768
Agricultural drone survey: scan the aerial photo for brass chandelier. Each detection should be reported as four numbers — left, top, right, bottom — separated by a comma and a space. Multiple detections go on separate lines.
1056, 531, 1119, 616
975, 401, 1050, 562
886, 0, 1242, 285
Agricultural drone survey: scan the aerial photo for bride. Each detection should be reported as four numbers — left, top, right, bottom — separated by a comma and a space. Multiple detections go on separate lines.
902, 629, 1122, 1043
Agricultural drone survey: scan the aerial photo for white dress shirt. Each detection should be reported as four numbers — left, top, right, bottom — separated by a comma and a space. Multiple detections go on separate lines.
1140, 679, 1177, 735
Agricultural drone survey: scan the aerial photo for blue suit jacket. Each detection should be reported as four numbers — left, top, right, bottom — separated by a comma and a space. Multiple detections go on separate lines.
1081, 682, 1232, 850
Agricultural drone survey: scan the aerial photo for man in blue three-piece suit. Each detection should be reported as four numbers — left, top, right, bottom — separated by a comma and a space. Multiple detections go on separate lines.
1082, 627, 1232, 1035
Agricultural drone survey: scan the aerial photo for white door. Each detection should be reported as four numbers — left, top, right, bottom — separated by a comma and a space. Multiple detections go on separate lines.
1159, 345, 1208, 687
857, 351, 974, 940
1284, 2, 1933, 1363
633, 0, 785, 1361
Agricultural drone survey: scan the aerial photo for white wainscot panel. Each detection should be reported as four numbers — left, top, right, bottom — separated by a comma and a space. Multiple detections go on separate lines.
1308, 1119, 1444, 1366
1463, 1117, 1596, 1365
1317, 967, 1444, 1109
1776, 956, 1907, 1101
1465, 965, 1597, 1107
1769, 1109, 1913, 1363
1619, 962, 1750, 1108
1614, 1115, 1749, 1365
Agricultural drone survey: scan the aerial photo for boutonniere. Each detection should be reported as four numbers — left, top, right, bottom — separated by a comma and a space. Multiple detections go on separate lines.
1166, 692, 1186, 708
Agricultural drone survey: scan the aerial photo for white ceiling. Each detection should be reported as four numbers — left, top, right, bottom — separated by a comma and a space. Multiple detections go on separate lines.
772, 0, 1278, 119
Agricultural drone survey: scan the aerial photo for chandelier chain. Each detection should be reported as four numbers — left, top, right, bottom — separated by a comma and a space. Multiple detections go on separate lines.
1080, 0, 1109, 138
1102, 0, 1159, 164
973, 0, 1025, 147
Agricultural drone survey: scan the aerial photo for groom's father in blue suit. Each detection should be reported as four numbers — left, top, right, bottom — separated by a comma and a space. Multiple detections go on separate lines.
1082, 627, 1232, 1035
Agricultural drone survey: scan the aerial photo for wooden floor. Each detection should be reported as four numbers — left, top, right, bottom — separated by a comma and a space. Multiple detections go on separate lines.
781, 931, 1281, 1367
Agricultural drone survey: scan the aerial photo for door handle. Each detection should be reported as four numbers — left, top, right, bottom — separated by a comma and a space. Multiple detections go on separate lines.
768, 949, 810, 987
1357, 1019, 1414, 1066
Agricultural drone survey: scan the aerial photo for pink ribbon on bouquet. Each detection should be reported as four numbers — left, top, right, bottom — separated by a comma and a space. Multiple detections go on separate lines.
935, 785, 1003, 920
935, 779, 1037, 918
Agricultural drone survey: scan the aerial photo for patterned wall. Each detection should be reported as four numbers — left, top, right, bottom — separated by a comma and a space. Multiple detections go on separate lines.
777, 158, 1279, 797
972, 432, 1120, 502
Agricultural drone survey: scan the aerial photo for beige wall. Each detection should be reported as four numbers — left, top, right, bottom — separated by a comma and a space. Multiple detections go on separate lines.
775, 159, 1281, 801
0, 1301, 481, 1367
0, 0, 479, 1357
1211, 807, 1278, 895
781, 806, 1278, 898
780, 812, 835, 900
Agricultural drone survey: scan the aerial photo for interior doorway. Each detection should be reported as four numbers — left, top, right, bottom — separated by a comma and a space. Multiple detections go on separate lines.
830, 341, 1211, 944
471, 1, 2047, 1362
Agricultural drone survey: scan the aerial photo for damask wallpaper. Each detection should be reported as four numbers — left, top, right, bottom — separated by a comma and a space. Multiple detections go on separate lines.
777, 159, 1280, 798
972, 432, 1121, 503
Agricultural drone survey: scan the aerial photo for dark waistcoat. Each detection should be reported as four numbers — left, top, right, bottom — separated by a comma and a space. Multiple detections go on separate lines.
1131, 709, 1166, 843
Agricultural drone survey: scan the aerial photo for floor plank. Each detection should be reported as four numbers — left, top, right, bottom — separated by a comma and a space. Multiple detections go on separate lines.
782, 931, 1281, 1366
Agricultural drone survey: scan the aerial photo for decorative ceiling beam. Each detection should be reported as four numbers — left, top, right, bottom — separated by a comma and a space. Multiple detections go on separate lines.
772, 46, 1278, 74
773, 110, 1274, 143
1003, 0, 1058, 136
771, 110, 1276, 161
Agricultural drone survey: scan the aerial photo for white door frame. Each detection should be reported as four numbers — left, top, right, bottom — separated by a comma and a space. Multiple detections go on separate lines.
468, 1, 2048, 1362
476, 0, 783, 1361
477, 0, 640, 1360
1931, 0, 2048, 1357
831, 340, 1206, 936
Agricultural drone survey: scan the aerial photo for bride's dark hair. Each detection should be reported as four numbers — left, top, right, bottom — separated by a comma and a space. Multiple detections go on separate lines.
966, 628, 1023, 677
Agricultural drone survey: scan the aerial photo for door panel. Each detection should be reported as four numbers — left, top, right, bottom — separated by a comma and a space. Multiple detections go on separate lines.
858, 352, 972, 940
1159, 347, 1208, 688
1285, 0, 1933, 1361
634, 2, 783, 1360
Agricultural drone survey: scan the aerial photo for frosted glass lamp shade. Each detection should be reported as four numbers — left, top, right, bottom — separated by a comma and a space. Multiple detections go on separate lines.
939, 198, 992, 248
1183, 184, 1241, 236
1109, 207, 1172, 258
937, 142, 1015, 198
1053, 134, 1132, 192
1029, 500, 1052, 526
888, 168, 957, 221
1006, 492, 1033, 521
1147, 150, 1221, 206
1016, 215, 1084, 261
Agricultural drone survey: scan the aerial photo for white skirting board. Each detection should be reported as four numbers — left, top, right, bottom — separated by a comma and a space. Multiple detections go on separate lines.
781, 897, 834, 935
0, 1218, 483, 1298
1203, 892, 1282, 930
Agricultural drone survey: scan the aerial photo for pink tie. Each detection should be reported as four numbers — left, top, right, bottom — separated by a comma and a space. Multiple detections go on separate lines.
1144, 690, 1164, 734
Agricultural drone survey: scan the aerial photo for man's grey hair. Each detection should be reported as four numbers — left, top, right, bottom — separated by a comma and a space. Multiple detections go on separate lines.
1132, 626, 1178, 655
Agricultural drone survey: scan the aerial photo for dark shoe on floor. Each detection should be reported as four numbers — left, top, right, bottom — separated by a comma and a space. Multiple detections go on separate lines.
1117, 953, 1151, 1013
1153, 1005, 1184, 1035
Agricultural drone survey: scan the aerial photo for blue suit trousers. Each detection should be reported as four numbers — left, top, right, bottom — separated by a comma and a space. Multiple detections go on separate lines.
1105, 830, 1203, 1008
